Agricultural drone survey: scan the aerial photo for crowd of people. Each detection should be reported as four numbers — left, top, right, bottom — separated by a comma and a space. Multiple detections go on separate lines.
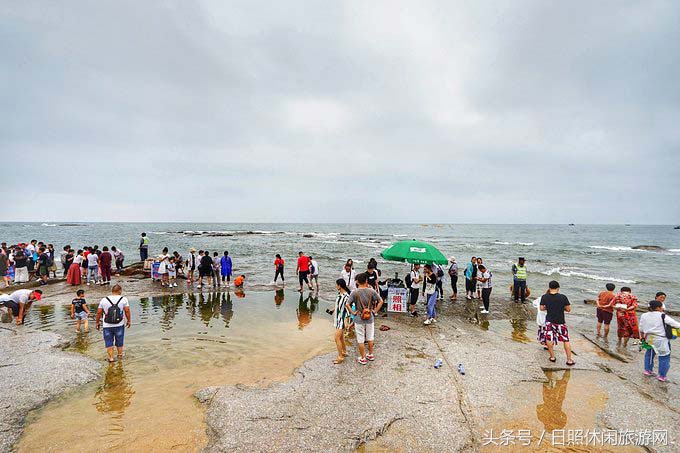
1, 234, 677, 384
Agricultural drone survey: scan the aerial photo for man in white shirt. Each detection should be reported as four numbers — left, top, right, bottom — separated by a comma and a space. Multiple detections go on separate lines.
0, 289, 42, 325
476, 264, 492, 314
408, 264, 422, 317
95, 284, 131, 363
309, 256, 320, 292
340, 262, 357, 291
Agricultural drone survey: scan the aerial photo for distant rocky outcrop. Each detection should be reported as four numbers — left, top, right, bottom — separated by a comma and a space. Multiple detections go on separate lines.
631, 245, 667, 252
674, 226, 680, 230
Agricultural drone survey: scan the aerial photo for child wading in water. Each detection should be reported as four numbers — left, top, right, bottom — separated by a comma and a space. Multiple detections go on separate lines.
71, 289, 90, 332
167, 257, 177, 288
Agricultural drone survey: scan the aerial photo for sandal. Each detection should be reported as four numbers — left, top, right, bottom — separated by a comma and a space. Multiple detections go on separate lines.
333, 357, 345, 364
566, 361, 576, 366
549, 357, 556, 363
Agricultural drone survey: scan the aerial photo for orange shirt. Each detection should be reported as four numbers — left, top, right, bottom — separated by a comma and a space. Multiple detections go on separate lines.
597, 291, 615, 313
234, 275, 244, 286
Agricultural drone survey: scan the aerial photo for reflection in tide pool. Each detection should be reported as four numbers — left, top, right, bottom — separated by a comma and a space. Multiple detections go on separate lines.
536, 370, 570, 432
19, 290, 334, 452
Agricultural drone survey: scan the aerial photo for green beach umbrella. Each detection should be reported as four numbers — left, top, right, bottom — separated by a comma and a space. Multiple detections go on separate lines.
380, 240, 449, 265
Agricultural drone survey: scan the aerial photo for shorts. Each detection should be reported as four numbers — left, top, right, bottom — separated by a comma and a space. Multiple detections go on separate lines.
596, 308, 613, 325
545, 322, 570, 344
198, 268, 210, 277
75, 311, 88, 320
355, 322, 375, 343
298, 270, 310, 285
310, 274, 319, 280
2, 300, 20, 316
103, 325, 125, 348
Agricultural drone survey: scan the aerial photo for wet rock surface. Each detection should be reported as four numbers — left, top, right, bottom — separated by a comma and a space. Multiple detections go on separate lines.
0, 326, 100, 452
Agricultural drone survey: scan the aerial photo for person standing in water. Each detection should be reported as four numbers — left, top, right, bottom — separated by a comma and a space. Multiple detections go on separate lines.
512, 257, 528, 303
274, 254, 285, 284
139, 233, 149, 262
464, 257, 477, 300
596, 283, 616, 338
71, 289, 90, 332
96, 284, 131, 363
185, 248, 197, 286
309, 256, 320, 292
476, 264, 492, 314
220, 251, 233, 287
614, 287, 640, 348
296, 251, 312, 292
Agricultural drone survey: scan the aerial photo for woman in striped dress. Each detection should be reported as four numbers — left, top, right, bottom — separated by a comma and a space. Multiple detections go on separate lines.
333, 278, 351, 364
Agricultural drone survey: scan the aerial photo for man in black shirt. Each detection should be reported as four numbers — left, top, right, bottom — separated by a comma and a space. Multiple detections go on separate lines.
365, 263, 379, 291
540, 280, 575, 366
197, 250, 214, 289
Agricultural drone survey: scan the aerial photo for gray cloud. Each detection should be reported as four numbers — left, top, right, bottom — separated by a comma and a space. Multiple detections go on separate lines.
2, 0, 679, 223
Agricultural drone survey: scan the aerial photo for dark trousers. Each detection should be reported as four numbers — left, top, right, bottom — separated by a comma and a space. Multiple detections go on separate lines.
436, 280, 443, 298
450, 275, 458, 294
274, 268, 284, 282
513, 280, 526, 301
115, 258, 124, 272
101, 266, 111, 283
482, 287, 492, 311
140, 248, 148, 261
465, 278, 475, 293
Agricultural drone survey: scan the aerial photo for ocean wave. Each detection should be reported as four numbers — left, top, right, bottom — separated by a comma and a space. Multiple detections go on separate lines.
149, 231, 168, 235
41, 223, 57, 227
669, 249, 680, 253
493, 241, 534, 246
588, 245, 636, 252
539, 267, 635, 284
393, 234, 407, 237
353, 241, 381, 249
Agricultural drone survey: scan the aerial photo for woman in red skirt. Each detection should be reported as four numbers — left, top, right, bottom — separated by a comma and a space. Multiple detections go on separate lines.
614, 287, 639, 348
66, 249, 84, 285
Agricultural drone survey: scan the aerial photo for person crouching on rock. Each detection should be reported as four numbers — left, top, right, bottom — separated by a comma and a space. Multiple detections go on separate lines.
0, 289, 42, 325
96, 284, 131, 363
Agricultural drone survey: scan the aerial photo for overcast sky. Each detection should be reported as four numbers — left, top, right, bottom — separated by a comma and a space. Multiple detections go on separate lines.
2, 1, 679, 224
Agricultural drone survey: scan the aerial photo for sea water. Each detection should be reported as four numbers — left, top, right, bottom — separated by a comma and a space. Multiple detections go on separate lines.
1, 223, 678, 306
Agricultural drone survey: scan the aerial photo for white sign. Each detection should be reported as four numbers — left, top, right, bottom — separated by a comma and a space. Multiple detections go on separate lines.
387, 288, 409, 313
409, 247, 426, 253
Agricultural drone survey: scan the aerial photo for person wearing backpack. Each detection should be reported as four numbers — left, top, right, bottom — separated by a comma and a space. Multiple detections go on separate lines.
95, 284, 131, 363
433, 264, 445, 300
345, 272, 383, 365
639, 300, 680, 383
448, 257, 458, 300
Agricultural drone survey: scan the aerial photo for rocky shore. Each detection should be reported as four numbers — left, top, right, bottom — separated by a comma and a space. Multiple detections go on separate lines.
0, 326, 100, 452
2, 275, 679, 452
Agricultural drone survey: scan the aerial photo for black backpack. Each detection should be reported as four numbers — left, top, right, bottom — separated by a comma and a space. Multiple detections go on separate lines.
405, 272, 412, 288
436, 265, 444, 278
662, 314, 674, 339
104, 297, 124, 324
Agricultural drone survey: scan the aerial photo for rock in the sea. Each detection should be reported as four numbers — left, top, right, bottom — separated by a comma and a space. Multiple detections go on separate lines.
303, 234, 314, 238
674, 226, 680, 230
631, 245, 667, 252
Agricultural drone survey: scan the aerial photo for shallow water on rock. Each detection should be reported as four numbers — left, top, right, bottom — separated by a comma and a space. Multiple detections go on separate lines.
18, 290, 334, 451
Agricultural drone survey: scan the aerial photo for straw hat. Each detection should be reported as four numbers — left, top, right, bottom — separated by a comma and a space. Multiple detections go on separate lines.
449, 256, 456, 262
190, 247, 196, 252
